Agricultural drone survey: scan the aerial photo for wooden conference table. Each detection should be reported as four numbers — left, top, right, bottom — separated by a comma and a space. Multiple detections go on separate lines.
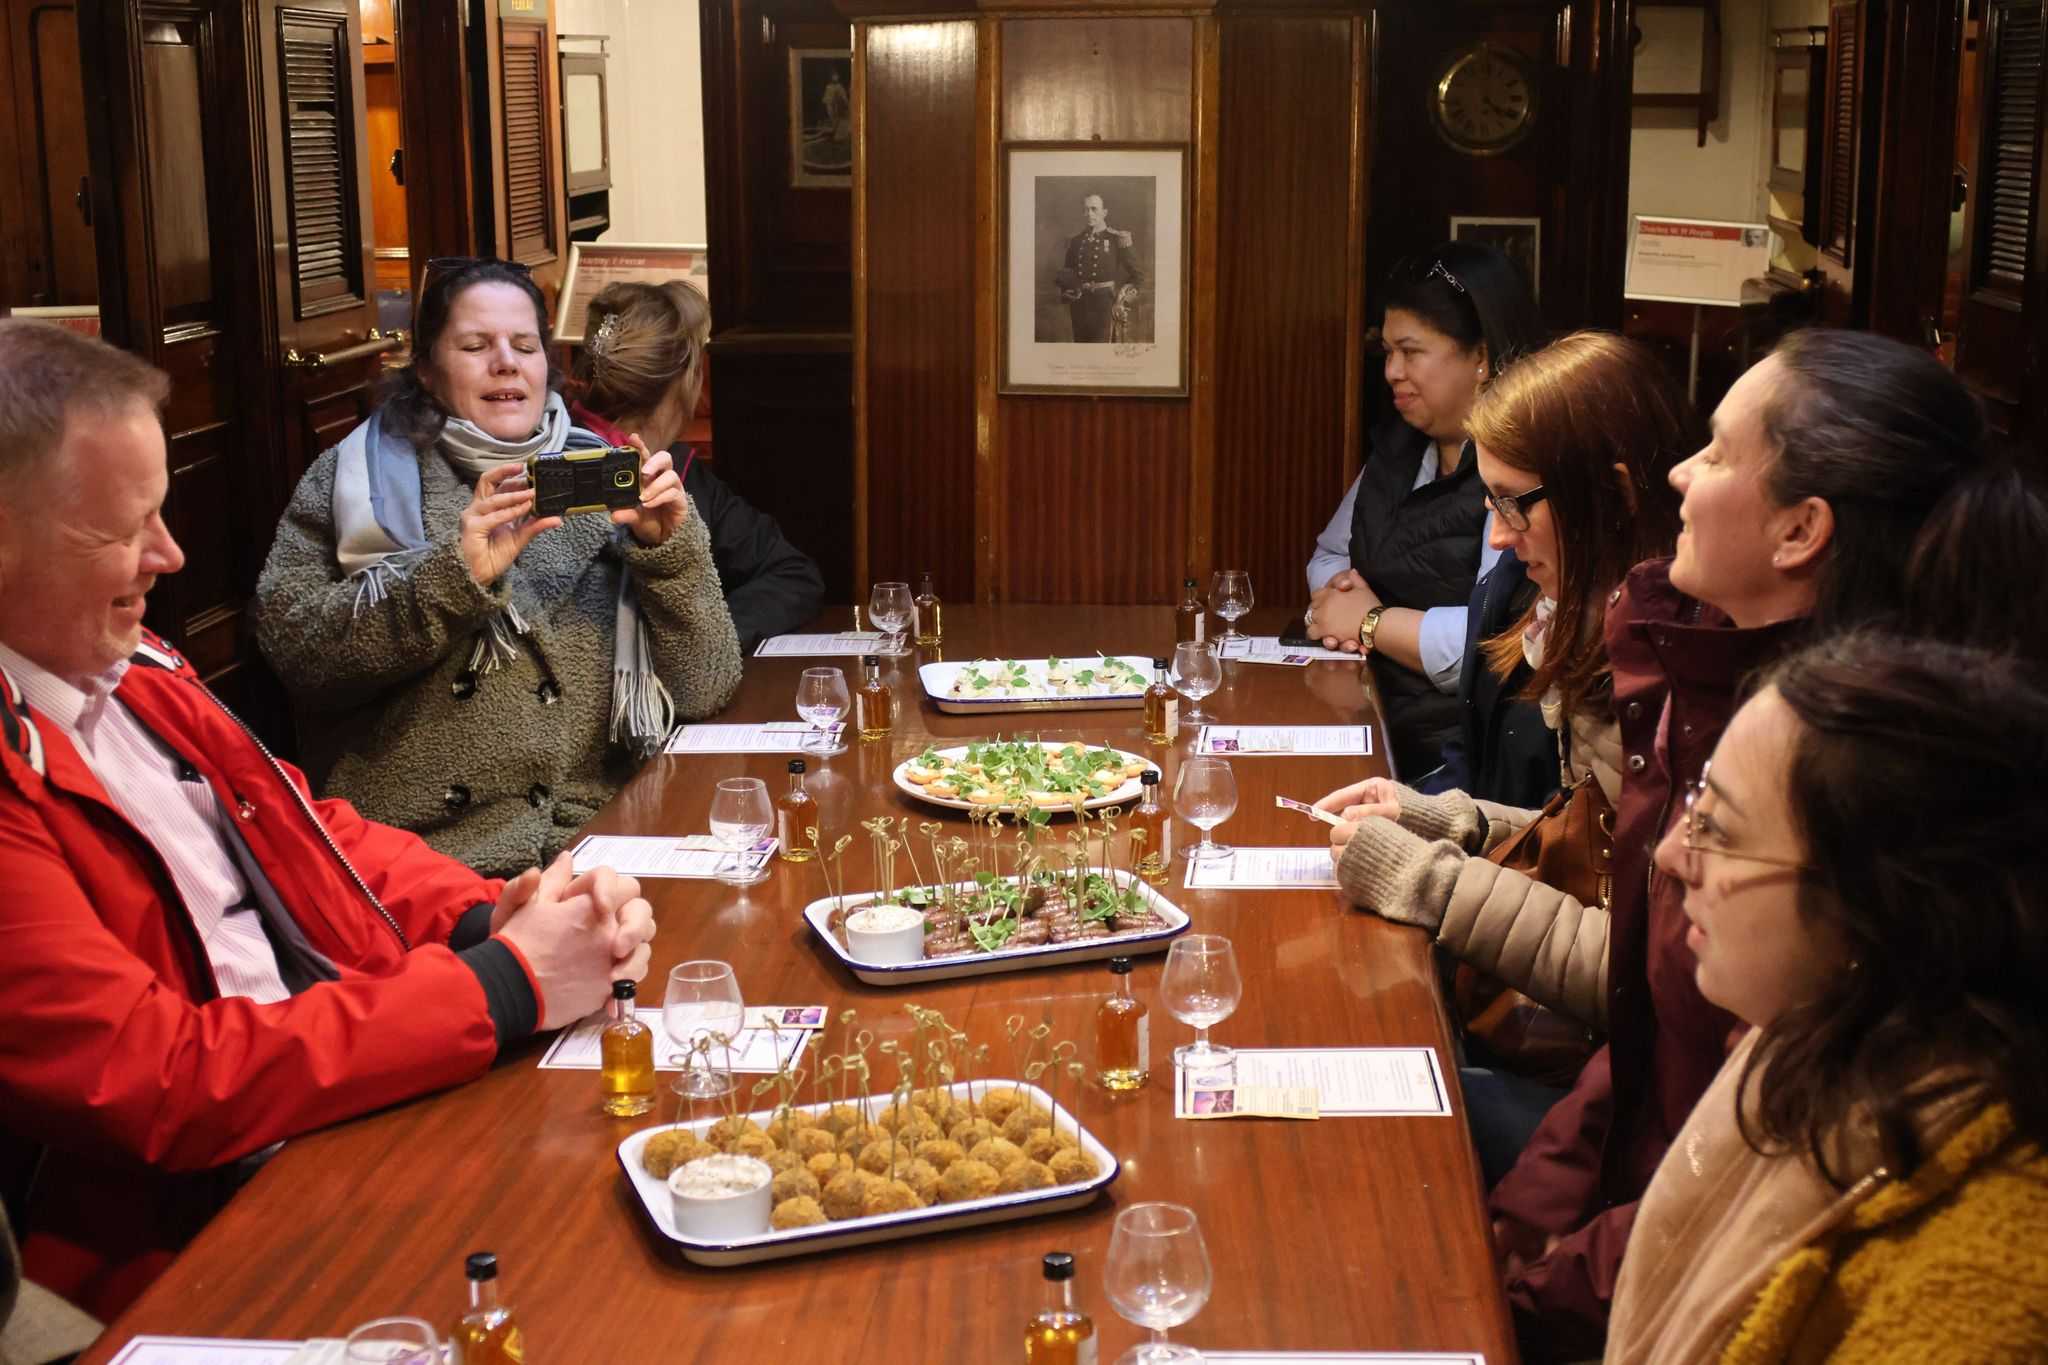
84, 607, 1516, 1363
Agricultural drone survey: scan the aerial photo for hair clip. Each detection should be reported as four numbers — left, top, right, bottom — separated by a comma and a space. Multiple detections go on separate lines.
588, 312, 620, 361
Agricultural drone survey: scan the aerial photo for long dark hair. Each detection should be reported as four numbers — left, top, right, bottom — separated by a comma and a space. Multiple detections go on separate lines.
1382, 241, 1548, 381
1759, 329, 1990, 636
1468, 331, 1692, 719
381, 260, 561, 448
1739, 631, 2048, 1186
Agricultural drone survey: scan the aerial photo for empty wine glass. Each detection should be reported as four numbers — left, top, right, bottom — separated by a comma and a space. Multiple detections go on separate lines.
344, 1318, 440, 1365
869, 581, 914, 657
1174, 756, 1236, 862
664, 960, 744, 1100
1162, 934, 1241, 1075
795, 666, 850, 755
1169, 641, 1221, 722
1208, 570, 1253, 643
709, 777, 772, 886
1104, 1202, 1214, 1364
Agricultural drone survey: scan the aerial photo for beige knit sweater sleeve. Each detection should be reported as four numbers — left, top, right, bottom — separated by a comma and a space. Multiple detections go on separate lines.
1334, 784, 1611, 1031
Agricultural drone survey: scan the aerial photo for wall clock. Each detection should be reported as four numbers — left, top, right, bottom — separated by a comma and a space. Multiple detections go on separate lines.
1431, 42, 1540, 156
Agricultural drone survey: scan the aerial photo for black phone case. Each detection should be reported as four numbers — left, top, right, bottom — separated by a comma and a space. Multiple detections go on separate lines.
528, 447, 641, 519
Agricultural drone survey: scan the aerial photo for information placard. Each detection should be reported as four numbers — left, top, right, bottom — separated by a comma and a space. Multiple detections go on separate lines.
556, 242, 710, 342
1623, 216, 1773, 307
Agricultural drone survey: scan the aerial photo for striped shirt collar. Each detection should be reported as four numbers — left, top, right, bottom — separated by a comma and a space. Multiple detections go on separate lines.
0, 641, 130, 745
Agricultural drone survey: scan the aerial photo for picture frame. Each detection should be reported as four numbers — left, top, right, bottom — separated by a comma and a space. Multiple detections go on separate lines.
554, 242, 709, 343
1449, 215, 1542, 302
1001, 142, 1188, 397
788, 48, 853, 189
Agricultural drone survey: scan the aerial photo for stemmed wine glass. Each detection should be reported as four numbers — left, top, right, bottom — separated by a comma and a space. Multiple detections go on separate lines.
1174, 756, 1236, 863
868, 581, 914, 657
1104, 1202, 1214, 1364
795, 666, 850, 756
663, 960, 744, 1100
1208, 570, 1253, 643
1168, 641, 1221, 722
709, 777, 772, 886
1162, 934, 1241, 1075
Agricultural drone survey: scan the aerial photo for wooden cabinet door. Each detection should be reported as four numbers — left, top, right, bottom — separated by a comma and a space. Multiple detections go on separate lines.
255, 0, 389, 491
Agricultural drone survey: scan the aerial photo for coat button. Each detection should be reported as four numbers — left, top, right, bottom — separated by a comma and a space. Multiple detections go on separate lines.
236, 799, 256, 821
1626, 701, 1643, 720
527, 783, 551, 808
444, 784, 471, 809
1628, 754, 1647, 773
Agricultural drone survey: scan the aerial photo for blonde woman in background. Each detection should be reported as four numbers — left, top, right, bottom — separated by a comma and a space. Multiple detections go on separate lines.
569, 279, 822, 654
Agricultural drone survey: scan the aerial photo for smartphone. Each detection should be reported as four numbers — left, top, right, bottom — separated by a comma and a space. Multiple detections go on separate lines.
526, 446, 641, 519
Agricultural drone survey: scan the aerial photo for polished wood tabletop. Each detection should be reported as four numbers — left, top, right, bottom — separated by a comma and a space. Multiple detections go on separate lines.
83, 607, 1515, 1363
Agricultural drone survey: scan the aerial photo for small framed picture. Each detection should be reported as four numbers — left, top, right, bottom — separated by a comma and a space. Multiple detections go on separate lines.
789, 49, 853, 189
1001, 142, 1189, 396
1449, 215, 1542, 301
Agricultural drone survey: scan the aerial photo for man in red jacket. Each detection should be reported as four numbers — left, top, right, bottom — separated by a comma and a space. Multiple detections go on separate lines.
0, 320, 657, 1320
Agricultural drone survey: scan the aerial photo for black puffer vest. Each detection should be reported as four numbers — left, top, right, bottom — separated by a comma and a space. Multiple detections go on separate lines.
1347, 416, 1488, 778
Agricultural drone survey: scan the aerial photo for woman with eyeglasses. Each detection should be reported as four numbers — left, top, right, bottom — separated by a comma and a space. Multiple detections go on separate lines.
1603, 631, 2048, 1362
1324, 326, 2043, 1361
1303, 241, 1547, 779
1314, 331, 1691, 1178
255, 259, 743, 876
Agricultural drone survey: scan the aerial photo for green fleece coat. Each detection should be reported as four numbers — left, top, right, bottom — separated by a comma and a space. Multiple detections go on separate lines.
255, 442, 743, 877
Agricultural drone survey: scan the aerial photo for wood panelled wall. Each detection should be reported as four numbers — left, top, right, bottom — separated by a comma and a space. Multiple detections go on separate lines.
846, 0, 1633, 607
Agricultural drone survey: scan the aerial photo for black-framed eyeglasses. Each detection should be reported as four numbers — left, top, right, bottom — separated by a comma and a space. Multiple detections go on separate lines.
1485, 483, 1550, 532
417, 256, 531, 302
1677, 760, 1818, 882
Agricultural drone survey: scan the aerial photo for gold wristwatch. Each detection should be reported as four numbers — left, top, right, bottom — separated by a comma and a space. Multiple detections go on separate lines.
1358, 605, 1388, 656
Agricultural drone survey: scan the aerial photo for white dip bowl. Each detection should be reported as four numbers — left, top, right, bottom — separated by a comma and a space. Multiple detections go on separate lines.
843, 903, 927, 964
668, 1154, 773, 1240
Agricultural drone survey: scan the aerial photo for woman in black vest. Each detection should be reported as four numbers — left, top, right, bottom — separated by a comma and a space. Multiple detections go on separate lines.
1305, 243, 1547, 779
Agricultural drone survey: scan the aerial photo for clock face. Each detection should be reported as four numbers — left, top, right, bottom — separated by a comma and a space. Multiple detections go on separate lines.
1432, 45, 1538, 155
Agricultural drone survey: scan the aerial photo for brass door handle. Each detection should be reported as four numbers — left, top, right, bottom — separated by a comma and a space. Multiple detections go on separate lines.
283, 328, 406, 368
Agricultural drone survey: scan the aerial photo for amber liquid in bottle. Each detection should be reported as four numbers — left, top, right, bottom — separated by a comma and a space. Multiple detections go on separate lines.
856, 655, 895, 741
776, 760, 817, 862
453, 1254, 526, 1365
1095, 958, 1149, 1092
1024, 1253, 1097, 1364
1142, 657, 1179, 744
599, 981, 655, 1117
1175, 576, 1208, 645
914, 570, 942, 647
1129, 773, 1171, 884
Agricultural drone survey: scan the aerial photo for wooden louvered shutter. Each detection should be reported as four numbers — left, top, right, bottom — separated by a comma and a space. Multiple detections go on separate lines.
1819, 0, 1863, 266
277, 12, 365, 314
501, 23, 557, 266
1976, 0, 2044, 299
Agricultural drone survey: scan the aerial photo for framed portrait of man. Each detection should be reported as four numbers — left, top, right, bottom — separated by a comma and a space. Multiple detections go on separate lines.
1001, 143, 1188, 396
789, 49, 853, 189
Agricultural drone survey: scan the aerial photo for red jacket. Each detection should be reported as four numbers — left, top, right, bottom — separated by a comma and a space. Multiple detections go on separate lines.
1487, 560, 1804, 1361
0, 635, 524, 1319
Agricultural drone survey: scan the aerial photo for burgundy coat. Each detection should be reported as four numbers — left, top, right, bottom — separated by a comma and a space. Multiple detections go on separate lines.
1487, 559, 1805, 1360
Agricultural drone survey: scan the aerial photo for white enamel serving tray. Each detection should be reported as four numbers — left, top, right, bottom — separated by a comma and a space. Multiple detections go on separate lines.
803, 870, 1191, 985
617, 1080, 1119, 1266
919, 656, 1153, 715
891, 743, 1157, 815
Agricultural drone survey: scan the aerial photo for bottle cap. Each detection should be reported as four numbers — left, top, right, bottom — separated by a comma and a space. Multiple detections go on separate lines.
788, 758, 807, 774
465, 1252, 499, 1281
863, 654, 881, 667
1184, 576, 1197, 587
611, 979, 635, 1000
1042, 1251, 1076, 1281
1109, 956, 1133, 974
1140, 770, 1160, 786
1153, 656, 1168, 669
